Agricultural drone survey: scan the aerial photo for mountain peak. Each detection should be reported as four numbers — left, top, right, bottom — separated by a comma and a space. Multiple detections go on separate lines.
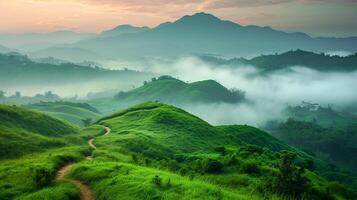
100, 24, 150, 37
176, 12, 222, 23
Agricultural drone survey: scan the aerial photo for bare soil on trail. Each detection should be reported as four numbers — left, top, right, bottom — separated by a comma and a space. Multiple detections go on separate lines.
55, 126, 111, 200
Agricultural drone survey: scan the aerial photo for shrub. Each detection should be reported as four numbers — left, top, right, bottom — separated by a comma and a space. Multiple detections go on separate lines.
152, 175, 162, 187
240, 160, 260, 174
32, 168, 53, 188
202, 159, 224, 174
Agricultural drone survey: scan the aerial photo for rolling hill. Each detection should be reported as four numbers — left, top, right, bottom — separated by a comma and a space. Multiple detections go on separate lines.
89, 76, 245, 113
25, 101, 101, 127
67, 102, 355, 200
0, 104, 80, 159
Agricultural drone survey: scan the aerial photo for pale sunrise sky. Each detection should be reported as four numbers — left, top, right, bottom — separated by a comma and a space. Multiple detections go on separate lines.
1, 0, 357, 37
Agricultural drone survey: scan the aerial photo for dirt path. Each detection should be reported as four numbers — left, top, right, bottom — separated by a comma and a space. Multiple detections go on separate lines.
55, 126, 111, 200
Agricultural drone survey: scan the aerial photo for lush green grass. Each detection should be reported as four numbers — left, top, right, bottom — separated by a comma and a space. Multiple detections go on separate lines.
69, 161, 258, 200
16, 182, 80, 200
0, 104, 80, 159
25, 101, 101, 127
1, 101, 355, 199
68, 102, 353, 199
0, 146, 89, 200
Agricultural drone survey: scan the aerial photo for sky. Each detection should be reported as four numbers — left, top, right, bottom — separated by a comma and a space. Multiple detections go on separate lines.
0, 0, 357, 37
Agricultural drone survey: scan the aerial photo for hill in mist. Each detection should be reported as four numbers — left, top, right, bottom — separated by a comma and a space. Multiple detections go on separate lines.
89, 76, 245, 113
0, 31, 95, 51
201, 49, 357, 72
0, 52, 153, 96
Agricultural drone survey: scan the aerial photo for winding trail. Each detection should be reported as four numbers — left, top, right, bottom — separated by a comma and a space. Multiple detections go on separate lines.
55, 126, 111, 200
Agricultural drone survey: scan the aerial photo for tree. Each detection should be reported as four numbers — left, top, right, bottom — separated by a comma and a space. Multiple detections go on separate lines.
271, 152, 309, 198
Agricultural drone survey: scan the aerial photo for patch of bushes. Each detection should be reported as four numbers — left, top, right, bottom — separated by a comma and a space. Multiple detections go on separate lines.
240, 160, 260, 174
31, 168, 53, 189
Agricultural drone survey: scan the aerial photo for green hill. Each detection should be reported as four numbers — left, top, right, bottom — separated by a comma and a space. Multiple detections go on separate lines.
25, 101, 101, 127
67, 102, 355, 200
90, 76, 245, 113
0, 104, 80, 159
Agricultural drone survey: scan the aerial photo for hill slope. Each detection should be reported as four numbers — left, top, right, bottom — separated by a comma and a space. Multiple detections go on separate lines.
0, 104, 80, 159
25, 101, 101, 127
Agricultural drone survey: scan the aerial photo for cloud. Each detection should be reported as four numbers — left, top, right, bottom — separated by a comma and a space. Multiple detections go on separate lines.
147, 56, 357, 126
200, 0, 292, 9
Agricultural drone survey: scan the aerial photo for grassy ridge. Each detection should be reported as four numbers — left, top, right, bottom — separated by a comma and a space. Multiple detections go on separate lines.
25, 101, 101, 127
0, 104, 80, 159
69, 102, 352, 199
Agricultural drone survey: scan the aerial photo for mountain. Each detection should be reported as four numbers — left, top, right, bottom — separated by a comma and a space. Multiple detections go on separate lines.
0, 52, 154, 96
88, 76, 245, 113
100, 24, 150, 38
71, 12, 357, 60
0, 104, 79, 159
0, 31, 96, 51
25, 101, 101, 127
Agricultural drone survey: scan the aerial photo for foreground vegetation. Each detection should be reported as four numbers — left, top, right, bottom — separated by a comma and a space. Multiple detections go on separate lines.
0, 102, 356, 199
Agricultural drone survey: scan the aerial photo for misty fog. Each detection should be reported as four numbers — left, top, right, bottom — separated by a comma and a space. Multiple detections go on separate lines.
145, 56, 357, 126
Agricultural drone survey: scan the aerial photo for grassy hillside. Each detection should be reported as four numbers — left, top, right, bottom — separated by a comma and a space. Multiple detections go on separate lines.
69, 102, 354, 200
115, 76, 244, 104
25, 101, 101, 127
0, 104, 80, 159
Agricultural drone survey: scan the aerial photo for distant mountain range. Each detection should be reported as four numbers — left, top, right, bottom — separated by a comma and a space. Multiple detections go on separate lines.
2, 12, 357, 62
0, 31, 95, 51
66, 12, 357, 60
200, 49, 357, 72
